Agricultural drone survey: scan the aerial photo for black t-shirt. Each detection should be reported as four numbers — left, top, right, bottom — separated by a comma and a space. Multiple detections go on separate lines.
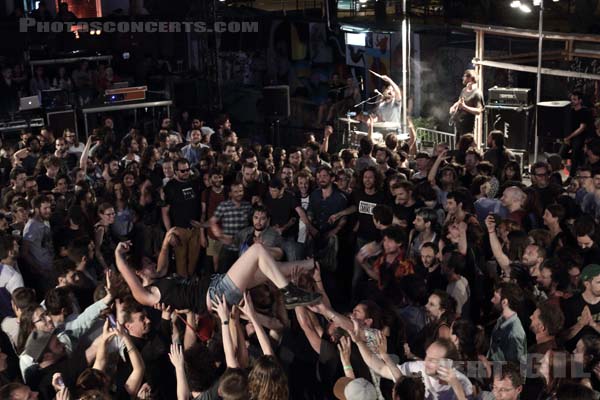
352, 190, 387, 241
263, 191, 300, 238
392, 200, 423, 232
561, 293, 600, 351
163, 177, 203, 228
36, 174, 55, 192
572, 107, 594, 140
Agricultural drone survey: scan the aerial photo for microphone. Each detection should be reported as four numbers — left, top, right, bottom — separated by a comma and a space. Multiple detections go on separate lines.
359, 76, 364, 92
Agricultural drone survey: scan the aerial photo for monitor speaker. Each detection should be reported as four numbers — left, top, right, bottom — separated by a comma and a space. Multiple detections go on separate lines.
486, 105, 535, 151
538, 101, 572, 140
263, 85, 290, 118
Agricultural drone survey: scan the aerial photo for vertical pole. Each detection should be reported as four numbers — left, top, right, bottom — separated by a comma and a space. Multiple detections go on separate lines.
534, 0, 544, 164
401, 0, 408, 135
474, 30, 484, 147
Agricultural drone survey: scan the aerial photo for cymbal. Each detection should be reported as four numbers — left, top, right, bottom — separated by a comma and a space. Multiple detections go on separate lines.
372, 121, 401, 129
352, 131, 383, 140
338, 117, 360, 124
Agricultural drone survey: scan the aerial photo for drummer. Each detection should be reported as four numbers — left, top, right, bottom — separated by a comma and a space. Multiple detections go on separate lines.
371, 71, 402, 126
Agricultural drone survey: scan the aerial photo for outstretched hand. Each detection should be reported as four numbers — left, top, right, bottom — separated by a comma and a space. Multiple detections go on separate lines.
211, 294, 230, 322
239, 292, 256, 319
168, 343, 185, 370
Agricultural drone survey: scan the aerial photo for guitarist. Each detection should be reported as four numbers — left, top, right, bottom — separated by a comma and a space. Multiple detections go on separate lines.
449, 69, 484, 138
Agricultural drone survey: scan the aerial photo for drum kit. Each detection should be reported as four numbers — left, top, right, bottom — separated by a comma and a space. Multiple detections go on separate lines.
338, 115, 409, 148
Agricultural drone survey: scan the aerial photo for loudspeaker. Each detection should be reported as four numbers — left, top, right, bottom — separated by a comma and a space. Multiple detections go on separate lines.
485, 105, 535, 150
263, 85, 290, 118
47, 110, 77, 138
538, 101, 572, 140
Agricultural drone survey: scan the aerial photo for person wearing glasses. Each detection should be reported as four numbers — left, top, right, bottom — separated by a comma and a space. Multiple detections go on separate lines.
162, 158, 204, 278
94, 202, 117, 271
479, 362, 522, 400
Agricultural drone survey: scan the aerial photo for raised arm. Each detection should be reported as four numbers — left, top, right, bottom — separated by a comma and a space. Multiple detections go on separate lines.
295, 307, 322, 354
485, 216, 510, 274
212, 294, 240, 368
114, 242, 159, 306
427, 149, 447, 187
239, 292, 274, 356
169, 343, 191, 400
157, 228, 178, 278
350, 320, 397, 381
119, 324, 145, 396
321, 125, 333, 153
78, 135, 94, 169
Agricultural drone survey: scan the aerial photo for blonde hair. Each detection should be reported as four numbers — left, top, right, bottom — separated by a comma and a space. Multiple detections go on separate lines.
248, 356, 288, 400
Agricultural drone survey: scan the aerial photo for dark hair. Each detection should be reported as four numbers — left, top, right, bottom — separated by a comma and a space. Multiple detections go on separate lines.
447, 189, 471, 211
421, 241, 439, 255
442, 251, 466, 275
252, 205, 270, 219
11, 287, 36, 311
494, 362, 523, 388
546, 203, 566, 221
359, 137, 374, 156
184, 344, 219, 392
373, 205, 393, 226
537, 300, 565, 337
45, 287, 74, 316
32, 194, 51, 210
555, 382, 595, 400
416, 208, 439, 231
53, 258, 77, 283
393, 376, 426, 400
497, 282, 524, 311
382, 225, 406, 245
431, 290, 455, 315
359, 166, 383, 192
575, 217, 596, 238
357, 300, 384, 330
450, 319, 478, 360
0, 235, 16, 260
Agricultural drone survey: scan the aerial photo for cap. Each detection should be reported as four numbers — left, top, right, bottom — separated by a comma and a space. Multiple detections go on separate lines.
333, 377, 377, 400
24, 330, 53, 362
581, 264, 600, 282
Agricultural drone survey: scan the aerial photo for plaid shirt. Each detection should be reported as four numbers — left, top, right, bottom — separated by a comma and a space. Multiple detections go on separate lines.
372, 250, 414, 290
214, 200, 253, 251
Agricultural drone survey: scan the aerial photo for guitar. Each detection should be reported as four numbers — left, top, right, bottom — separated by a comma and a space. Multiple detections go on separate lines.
449, 97, 464, 127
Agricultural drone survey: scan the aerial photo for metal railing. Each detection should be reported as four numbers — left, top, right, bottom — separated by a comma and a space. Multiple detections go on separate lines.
416, 127, 456, 151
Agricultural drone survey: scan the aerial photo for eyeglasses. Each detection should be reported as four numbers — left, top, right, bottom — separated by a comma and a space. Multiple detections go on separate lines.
578, 175, 592, 180
178, 168, 190, 173
104, 212, 116, 216
33, 312, 49, 324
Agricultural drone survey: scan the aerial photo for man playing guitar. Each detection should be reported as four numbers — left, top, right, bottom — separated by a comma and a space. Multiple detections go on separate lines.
449, 69, 484, 137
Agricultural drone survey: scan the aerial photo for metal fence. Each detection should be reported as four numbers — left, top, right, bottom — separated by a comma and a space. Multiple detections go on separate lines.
416, 127, 456, 151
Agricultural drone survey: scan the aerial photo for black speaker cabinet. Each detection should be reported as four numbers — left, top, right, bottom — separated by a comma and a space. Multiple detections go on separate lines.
263, 85, 290, 118
46, 109, 77, 138
537, 101, 572, 140
485, 105, 535, 151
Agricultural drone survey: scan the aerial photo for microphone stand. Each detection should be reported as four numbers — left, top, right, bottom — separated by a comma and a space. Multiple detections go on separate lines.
353, 93, 382, 110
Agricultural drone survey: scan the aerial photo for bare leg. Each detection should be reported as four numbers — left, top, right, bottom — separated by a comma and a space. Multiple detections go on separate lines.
226, 243, 290, 293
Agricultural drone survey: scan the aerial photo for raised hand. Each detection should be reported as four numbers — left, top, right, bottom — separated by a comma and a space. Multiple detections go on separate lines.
337, 336, 352, 365
116, 241, 132, 254
211, 294, 230, 322
373, 330, 388, 355
239, 292, 256, 319
168, 343, 185, 370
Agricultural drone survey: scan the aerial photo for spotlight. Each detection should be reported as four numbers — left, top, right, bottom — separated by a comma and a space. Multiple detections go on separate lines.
359, 0, 368, 3
533, 0, 541, 5
90, 30, 95, 35
95, 29, 101, 35
510, 0, 521, 7
520, 3, 532, 12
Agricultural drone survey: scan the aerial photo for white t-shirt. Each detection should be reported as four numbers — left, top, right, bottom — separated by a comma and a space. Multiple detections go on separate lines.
398, 361, 473, 400
447, 276, 470, 316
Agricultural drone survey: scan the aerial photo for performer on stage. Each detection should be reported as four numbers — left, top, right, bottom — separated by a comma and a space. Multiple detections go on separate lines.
449, 69, 484, 137
370, 70, 402, 124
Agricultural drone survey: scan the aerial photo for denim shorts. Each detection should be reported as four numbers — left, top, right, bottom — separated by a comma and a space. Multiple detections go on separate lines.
208, 273, 243, 306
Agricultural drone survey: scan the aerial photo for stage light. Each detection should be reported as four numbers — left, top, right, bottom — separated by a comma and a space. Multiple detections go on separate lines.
359, 0, 368, 3
510, 0, 522, 8
533, 0, 541, 6
95, 29, 101, 35
520, 3, 532, 12
90, 30, 95, 35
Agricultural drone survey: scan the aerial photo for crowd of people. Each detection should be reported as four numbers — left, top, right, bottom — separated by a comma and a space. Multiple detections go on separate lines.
1, 99, 600, 400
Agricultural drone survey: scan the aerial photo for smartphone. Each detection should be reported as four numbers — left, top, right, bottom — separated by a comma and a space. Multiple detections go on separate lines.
490, 213, 502, 225
56, 377, 65, 389
108, 314, 117, 328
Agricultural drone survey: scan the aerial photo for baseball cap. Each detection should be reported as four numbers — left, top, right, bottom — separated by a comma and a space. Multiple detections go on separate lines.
581, 264, 600, 282
333, 377, 377, 400
24, 330, 53, 362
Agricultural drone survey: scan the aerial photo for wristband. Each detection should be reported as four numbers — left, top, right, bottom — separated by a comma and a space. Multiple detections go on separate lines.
222, 320, 229, 325
343, 365, 353, 371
